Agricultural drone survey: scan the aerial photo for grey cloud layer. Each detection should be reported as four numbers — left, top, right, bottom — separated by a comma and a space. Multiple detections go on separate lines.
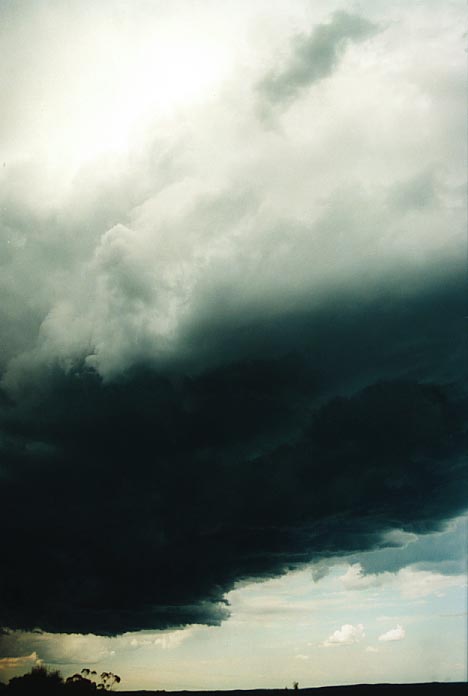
0, 1, 464, 385
1, 168, 463, 389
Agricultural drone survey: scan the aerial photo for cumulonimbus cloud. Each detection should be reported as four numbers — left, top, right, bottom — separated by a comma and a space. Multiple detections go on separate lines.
0, 1, 466, 642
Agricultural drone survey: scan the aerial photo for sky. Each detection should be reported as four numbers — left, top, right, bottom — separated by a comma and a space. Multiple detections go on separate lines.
0, 0, 467, 690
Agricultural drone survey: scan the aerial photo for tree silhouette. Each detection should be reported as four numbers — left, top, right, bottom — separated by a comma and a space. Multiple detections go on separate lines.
98, 672, 121, 691
4, 665, 121, 694
65, 672, 97, 693
8, 665, 62, 694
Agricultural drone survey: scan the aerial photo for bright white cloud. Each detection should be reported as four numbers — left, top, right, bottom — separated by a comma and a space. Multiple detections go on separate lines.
322, 623, 365, 647
378, 624, 406, 642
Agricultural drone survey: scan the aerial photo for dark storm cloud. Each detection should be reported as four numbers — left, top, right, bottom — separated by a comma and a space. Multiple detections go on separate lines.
258, 11, 379, 107
0, 268, 466, 637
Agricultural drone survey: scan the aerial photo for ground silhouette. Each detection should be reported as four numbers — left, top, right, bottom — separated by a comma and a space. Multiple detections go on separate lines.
0, 669, 465, 696
120, 686, 465, 696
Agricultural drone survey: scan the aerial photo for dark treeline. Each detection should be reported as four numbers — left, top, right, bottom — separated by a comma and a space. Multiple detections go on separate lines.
0, 665, 120, 694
